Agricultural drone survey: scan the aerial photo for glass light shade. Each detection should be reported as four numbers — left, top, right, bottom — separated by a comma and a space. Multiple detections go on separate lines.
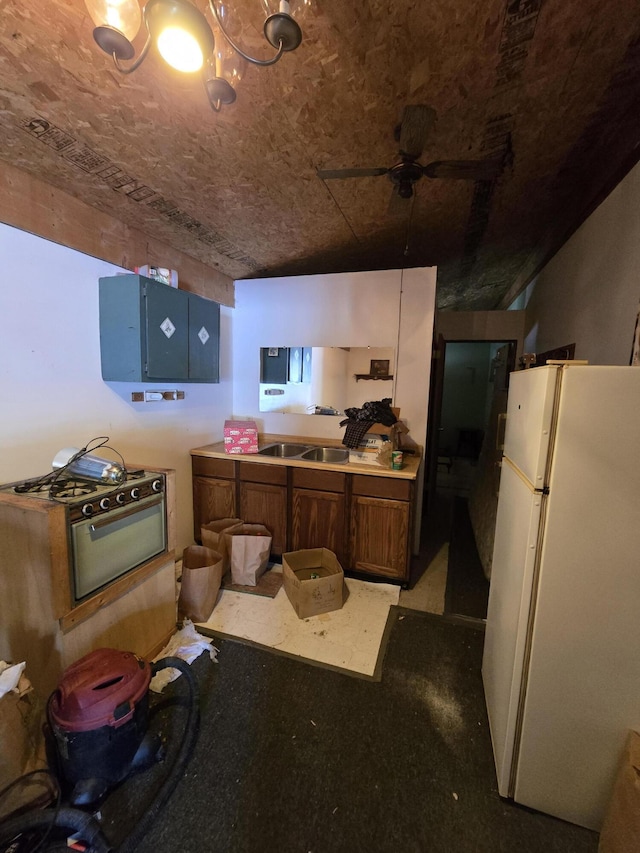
84, 0, 142, 41
204, 2, 245, 82
260, 0, 311, 21
212, 39, 245, 88
210, 0, 243, 39
157, 26, 204, 71
203, 5, 246, 109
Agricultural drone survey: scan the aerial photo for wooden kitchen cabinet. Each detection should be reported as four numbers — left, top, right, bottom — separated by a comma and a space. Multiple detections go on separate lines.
291, 468, 347, 565
192, 457, 236, 540
190, 449, 416, 584
239, 462, 287, 556
349, 474, 413, 582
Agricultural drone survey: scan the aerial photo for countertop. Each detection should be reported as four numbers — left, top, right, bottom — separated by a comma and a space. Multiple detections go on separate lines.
190, 434, 421, 480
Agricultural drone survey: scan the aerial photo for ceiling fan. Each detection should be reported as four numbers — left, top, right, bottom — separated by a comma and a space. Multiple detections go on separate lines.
317, 105, 508, 208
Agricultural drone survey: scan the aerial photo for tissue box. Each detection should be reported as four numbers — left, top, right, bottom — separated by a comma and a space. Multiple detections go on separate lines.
348, 434, 387, 465
223, 420, 258, 454
136, 265, 178, 287
282, 548, 345, 619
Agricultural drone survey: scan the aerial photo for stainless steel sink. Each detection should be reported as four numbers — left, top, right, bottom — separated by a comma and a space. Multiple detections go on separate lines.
256, 442, 349, 463
257, 442, 313, 457
300, 446, 349, 464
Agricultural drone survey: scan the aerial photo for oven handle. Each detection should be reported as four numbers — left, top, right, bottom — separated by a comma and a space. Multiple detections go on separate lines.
89, 495, 163, 531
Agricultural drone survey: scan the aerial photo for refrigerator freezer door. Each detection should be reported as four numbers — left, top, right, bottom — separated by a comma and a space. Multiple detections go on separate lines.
482, 458, 544, 797
503, 366, 558, 489
513, 365, 640, 830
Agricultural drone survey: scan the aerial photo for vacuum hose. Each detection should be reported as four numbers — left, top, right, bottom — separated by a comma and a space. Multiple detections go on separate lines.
0, 806, 110, 852
118, 656, 199, 853
0, 655, 199, 853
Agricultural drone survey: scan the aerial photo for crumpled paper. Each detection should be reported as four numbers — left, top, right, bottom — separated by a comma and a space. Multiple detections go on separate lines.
0, 661, 26, 699
150, 621, 218, 693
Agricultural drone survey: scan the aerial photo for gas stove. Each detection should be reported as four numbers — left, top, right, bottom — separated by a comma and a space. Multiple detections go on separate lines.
1, 469, 165, 524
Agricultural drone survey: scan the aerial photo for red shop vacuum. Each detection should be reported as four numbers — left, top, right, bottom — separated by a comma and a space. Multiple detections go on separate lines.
1, 648, 198, 852
47, 648, 163, 807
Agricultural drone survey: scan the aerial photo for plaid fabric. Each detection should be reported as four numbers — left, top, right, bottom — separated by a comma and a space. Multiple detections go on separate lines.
341, 419, 376, 449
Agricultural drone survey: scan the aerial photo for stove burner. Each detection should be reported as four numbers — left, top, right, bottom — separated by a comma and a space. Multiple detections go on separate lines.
14, 475, 58, 494
4, 469, 163, 513
50, 480, 97, 499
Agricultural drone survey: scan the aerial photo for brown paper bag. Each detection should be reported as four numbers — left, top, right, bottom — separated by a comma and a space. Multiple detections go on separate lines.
178, 545, 223, 622
224, 524, 272, 586
0, 672, 53, 821
201, 518, 243, 573
599, 730, 640, 852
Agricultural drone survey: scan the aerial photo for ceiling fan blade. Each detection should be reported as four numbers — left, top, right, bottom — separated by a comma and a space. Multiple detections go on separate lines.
398, 105, 436, 159
316, 167, 389, 180
423, 158, 505, 181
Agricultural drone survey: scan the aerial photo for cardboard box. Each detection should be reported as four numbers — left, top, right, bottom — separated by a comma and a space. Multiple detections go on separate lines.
367, 406, 401, 437
282, 548, 345, 619
356, 435, 387, 450
599, 730, 640, 852
348, 447, 385, 465
348, 434, 388, 465
223, 419, 258, 454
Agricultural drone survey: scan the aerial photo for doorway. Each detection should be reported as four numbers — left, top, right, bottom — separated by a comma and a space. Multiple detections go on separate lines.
415, 339, 516, 619
436, 340, 515, 497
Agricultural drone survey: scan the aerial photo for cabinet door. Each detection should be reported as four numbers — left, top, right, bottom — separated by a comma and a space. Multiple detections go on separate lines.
260, 347, 288, 383
239, 482, 287, 556
349, 496, 410, 580
99, 274, 220, 383
188, 293, 220, 382
145, 280, 189, 380
288, 346, 303, 383
193, 476, 236, 541
302, 347, 313, 383
291, 488, 346, 565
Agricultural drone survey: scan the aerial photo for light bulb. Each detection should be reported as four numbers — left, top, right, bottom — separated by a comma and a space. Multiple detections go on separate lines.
157, 26, 204, 72
84, 0, 142, 41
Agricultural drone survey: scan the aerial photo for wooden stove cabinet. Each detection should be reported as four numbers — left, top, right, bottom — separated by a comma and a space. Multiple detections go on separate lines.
0, 467, 178, 697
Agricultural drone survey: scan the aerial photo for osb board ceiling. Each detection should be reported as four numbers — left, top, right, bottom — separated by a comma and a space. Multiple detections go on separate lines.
1, 0, 640, 309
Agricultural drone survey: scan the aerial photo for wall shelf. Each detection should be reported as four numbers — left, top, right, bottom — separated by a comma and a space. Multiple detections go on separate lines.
354, 374, 394, 381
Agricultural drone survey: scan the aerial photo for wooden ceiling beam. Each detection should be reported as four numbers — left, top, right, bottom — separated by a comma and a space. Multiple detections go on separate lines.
0, 161, 235, 307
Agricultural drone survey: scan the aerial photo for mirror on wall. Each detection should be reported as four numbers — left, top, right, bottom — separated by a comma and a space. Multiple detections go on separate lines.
259, 347, 395, 414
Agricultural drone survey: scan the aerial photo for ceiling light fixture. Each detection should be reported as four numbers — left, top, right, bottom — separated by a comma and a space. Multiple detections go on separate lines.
84, 0, 306, 111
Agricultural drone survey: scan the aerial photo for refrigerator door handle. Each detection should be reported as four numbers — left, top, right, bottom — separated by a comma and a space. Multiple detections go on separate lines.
496, 412, 507, 451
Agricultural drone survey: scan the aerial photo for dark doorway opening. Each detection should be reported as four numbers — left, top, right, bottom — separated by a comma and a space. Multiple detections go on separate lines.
418, 339, 517, 619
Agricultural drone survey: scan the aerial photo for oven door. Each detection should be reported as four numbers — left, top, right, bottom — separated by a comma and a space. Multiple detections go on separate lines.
71, 494, 166, 601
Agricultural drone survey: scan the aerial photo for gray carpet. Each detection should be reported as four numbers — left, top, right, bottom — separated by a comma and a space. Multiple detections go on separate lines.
101, 609, 598, 853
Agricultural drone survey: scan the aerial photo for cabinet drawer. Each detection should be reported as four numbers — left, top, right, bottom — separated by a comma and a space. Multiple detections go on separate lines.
192, 456, 236, 479
292, 468, 346, 493
238, 462, 287, 486
351, 475, 412, 501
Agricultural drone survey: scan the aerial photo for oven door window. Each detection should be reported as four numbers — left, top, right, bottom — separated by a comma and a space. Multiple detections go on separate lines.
71, 494, 166, 601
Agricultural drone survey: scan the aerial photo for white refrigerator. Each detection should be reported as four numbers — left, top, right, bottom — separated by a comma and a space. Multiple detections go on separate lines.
482, 363, 640, 831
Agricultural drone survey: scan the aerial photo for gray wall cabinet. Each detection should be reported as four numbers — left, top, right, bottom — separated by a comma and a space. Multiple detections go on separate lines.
99, 274, 220, 383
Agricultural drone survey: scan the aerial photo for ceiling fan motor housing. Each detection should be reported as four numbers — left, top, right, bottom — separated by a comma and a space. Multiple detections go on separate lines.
389, 160, 423, 197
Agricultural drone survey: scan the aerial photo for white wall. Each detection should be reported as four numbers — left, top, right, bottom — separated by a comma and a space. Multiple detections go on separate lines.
519, 161, 640, 364
232, 267, 436, 548
436, 310, 526, 356
0, 223, 233, 551
232, 268, 437, 451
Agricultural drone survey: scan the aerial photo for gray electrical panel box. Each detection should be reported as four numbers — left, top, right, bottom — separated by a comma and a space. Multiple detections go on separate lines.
99, 274, 220, 383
